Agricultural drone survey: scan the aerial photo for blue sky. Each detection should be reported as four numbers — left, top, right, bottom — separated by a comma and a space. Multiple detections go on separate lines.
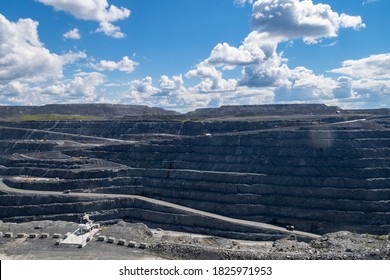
0, 0, 389, 112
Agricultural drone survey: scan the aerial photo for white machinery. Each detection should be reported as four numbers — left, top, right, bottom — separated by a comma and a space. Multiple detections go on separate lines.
59, 213, 100, 248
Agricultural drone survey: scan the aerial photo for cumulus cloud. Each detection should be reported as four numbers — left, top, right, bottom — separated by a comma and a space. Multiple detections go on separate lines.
251, 0, 365, 44
0, 13, 63, 83
208, 43, 259, 69
35, 0, 130, 22
0, 71, 106, 105
67, 72, 106, 100
92, 56, 138, 73
186, 61, 238, 93
190, 77, 238, 94
121, 77, 159, 105
329, 53, 390, 79
192, 32, 272, 75
333, 76, 355, 99
61, 51, 87, 64
159, 75, 185, 91
155, 75, 202, 109
116, 0, 373, 111
0, 13, 104, 105
352, 78, 390, 102
185, 0, 365, 102
5, 0, 379, 110
120, 76, 189, 110
186, 62, 221, 81
95, 21, 125, 38
0, 81, 41, 105
327, 53, 390, 107
120, 74, 275, 112
34, 72, 106, 102
0, 81, 29, 99
237, 0, 367, 99
36, 0, 130, 38
129, 77, 158, 95
275, 67, 337, 102
63, 28, 80, 39
325, 77, 389, 109
239, 33, 290, 87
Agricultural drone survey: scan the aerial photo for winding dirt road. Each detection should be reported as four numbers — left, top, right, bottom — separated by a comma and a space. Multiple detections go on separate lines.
0, 178, 320, 240
0, 125, 134, 143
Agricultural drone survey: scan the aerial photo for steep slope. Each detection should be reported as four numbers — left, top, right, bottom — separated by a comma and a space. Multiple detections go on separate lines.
0, 104, 179, 119
0, 104, 389, 239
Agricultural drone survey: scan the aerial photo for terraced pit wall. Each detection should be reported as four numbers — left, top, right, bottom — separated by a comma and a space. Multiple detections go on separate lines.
0, 111, 389, 238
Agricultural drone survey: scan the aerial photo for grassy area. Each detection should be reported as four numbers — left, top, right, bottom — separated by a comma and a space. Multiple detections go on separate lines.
16, 114, 98, 121
366, 234, 390, 241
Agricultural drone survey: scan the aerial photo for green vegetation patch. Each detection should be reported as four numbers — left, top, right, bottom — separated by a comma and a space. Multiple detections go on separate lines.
365, 234, 390, 241
17, 114, 98, 121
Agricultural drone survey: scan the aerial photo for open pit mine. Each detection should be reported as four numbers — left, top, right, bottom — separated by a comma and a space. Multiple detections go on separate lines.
0, 103, 389, 260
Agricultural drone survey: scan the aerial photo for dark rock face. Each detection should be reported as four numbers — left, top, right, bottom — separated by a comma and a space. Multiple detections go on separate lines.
0, 104, 389, 240
185, 104, 343, 118
0, 104, 179, 119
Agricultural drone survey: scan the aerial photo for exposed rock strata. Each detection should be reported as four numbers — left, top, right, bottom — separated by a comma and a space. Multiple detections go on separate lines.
0, 104, 389, 240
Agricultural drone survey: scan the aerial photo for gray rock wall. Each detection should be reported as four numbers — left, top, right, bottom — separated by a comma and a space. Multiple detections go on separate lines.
0, 112, 389, 237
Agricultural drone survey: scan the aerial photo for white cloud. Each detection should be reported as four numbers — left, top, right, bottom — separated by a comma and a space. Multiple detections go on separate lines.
187, 0, 365, 98
0, 13, 63, 83
275, 67, 337, 102
0, 81, 43, 105
218, 87, 274, 107
121, 77, 161, 106
67, 72, 106, 100
36, 72, 106, 102
155, 75, 202, 110
36, 0, 130, 22
36, 0, 130, 38
190, 77, 238, 93
234, 0, 254, 7
0, 72, 107, 105
121, 74, 266, 112
120, 76, 195, 111
328, 53, 390, 107
334, 78, 390, 109
130, 77, 158, 95
121, 74, 275, 112
92, 56, 138, 73
193, 32, 272, 74
239, 33, 290, 87
329, 53, 390, 79
63, 28, 80, 39
159, 75, 185, 91
352, 78, 390, 102
333, 76, 355, 99
289, 67, 337, 92
186, 61, 238, 92
117, 0, 375, 111
95, 21, 125, 38
0, 13, 105, 105
0, 81, 29, 98
208, 43, 259, 69
233, 0, 367, 101
186, 62, 222, 81
339, 14, 366, 30
3, 0, 380, 110
251, 0, 365, 44
61, 51, 87, 64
